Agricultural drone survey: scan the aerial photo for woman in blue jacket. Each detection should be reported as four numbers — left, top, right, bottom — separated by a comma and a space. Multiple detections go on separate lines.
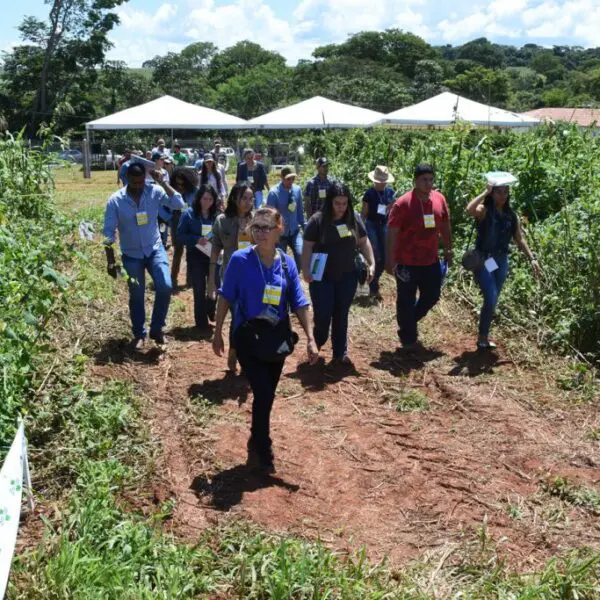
176, 184, 219, 332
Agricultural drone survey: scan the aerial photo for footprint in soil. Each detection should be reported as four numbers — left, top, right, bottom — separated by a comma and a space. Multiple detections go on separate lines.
191, 465, 300, 511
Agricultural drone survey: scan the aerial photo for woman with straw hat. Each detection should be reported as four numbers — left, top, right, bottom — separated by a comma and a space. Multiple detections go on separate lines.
361, 165, 396, 301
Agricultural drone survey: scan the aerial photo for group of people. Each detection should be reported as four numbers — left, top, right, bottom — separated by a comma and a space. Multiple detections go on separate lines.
103, 155, 540, 473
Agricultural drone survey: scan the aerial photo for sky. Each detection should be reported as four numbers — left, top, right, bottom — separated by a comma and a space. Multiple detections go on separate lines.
2, 0, 600, 67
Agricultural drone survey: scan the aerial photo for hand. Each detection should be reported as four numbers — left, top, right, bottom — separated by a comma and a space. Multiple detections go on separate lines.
150, 169, 164, 184
107, 263, 118, 279
385, 263, 395, 276
303, 270, 314, 283
367, 264, 375, 283
212, 330, 225, 357
207, 279, 216, 299
531, 259, 542, 278
307, 339, 319, 365
197, 237, 208, 247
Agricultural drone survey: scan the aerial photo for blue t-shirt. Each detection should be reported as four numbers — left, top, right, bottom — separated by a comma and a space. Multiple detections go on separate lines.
219, 246, 309, 331
362, 186, 396, 224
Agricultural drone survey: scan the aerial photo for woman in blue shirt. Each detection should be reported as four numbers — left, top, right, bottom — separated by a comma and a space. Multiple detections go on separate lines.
361, 165, 396, 301
176, 184, 218, 332
466, 183, 542, 349
213, 207, 318, 474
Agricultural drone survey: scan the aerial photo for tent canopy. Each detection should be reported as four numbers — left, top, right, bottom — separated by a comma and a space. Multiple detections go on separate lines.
248, 96, 384, 129
374, 92, 539, 128
86, 95, 248, 130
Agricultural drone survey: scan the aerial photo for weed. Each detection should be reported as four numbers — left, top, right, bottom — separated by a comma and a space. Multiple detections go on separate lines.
542, 476, 600, 516
394, 389, 430, 413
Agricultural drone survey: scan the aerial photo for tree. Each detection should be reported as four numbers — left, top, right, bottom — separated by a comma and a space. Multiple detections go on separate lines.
456, 38, 506, 69
409, 60, 444, 101
15, 0, 128, 136
208, 41, 286, 87
444, 67, 511, 106
530, 53, 566, 82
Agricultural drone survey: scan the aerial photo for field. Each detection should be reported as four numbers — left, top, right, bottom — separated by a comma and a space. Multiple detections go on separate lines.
3, 136, 600, 598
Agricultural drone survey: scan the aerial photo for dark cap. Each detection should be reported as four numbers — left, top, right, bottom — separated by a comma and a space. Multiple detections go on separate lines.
152, 151, 165, 161
316, 157, 328, 167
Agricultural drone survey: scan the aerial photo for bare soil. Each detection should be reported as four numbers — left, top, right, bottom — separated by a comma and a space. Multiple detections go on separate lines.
91, 276, 600, 568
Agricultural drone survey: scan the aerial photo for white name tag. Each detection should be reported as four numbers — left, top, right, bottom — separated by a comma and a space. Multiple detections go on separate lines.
485, 257, 499, 272
201, 224, 212, 237
288, 202, 296, 212
247, 175, 254, 184
336, 224, 352, 238
377, 204, 387, 216
318, 188, 326, 199
423, 214, 436, 229
136, 211, 149, 226
262, 284, 282, 306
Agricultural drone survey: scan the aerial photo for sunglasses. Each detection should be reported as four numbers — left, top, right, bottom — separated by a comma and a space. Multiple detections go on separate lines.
251, 224, 276, 234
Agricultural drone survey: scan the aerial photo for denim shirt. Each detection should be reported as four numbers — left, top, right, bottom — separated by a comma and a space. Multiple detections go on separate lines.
103, 183, 185, 259
176, 207, 215, 250
267, 182, 305, 236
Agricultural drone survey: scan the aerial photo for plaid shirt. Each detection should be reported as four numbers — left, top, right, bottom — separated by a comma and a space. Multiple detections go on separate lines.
304, 175, 334, 217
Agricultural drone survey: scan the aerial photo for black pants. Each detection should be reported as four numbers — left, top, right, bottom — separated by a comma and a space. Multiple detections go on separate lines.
188, 252, 211, 328
237, 351, 285, 459
395, 262, 442, 345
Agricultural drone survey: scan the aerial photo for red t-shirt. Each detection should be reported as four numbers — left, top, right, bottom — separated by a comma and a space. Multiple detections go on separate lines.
388, 190, 449, 266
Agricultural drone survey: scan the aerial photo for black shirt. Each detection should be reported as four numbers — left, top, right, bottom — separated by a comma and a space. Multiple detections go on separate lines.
304, 212, 367, 282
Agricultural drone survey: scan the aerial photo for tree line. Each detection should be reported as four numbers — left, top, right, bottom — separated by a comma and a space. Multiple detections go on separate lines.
2, 0, 600, 138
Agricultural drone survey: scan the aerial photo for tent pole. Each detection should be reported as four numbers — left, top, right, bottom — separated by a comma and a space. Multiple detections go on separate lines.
83, 127, 91, 179
171, 128, 174, 147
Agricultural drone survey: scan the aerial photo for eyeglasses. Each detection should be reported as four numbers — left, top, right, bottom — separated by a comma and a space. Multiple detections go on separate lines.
251, 225, 276, 234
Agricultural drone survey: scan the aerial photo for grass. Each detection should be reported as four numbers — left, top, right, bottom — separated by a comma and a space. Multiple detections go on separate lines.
542, 476, 600, 516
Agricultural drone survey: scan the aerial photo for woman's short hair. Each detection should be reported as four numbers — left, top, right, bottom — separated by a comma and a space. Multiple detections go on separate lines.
248, 207, 283, 243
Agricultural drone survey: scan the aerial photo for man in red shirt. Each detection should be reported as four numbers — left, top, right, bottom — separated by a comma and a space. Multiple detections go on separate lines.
385, 164, 452, 350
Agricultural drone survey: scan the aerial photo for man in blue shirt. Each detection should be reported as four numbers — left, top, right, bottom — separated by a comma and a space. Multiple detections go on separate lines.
266, 166, 305, 269
303, 157, 334, 217
103, 162, 185, 349
236, 148, 270, 208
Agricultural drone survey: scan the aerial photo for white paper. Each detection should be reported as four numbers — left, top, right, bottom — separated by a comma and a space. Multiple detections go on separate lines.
196, 240, 212, 257
485, 171, 517, 187
0, 422, 28, 598
377, 204, 387, 216
309, 253, 328, 281
485, 257, 499, 272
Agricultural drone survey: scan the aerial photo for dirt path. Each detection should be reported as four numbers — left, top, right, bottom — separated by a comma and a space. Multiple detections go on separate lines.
92, 280, 600, 568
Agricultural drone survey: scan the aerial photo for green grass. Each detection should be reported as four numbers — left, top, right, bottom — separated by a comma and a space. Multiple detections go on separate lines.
542, 476, 600, 516
393, 389, 430, 413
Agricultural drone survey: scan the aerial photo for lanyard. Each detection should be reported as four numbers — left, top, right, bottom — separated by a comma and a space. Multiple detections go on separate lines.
254, 247, 281, 286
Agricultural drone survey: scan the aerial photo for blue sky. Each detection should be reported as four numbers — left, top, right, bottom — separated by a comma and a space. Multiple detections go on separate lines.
3, 0, 600, 67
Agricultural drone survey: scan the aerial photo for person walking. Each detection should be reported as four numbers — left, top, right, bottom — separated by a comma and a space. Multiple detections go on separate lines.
213, 206, 318, 473
236, 148, 269, 208
176, 184, 219, 333
267, 166, 305, 270
303, 157, 334, 218
466, 181, 541, 349
103, 162, 185, 348
302, 181, 375, 365
361, 165, 396, 301
172, 144, 188, 166
386, 164, 452, 351
209, 183, 255, 371
199, 153, 226, 206
170, 167, 198, 288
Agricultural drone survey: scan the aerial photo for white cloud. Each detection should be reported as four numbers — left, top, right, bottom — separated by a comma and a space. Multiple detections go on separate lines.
116, 2, 179, 37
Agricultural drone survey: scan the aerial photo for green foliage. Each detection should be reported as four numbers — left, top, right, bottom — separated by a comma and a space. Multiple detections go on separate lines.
445, 66, 511, 106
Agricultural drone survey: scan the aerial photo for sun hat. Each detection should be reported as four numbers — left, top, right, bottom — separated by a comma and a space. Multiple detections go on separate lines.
280, 165, 297, 179
368, 165, 395, 184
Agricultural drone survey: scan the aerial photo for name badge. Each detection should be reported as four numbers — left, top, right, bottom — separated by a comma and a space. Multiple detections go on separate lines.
288, 202, 296, 212
423, 214, 436, 229
238, 230, 251, 250
318, 188, 326, 199
136, 212, 149, 226
336, 224, 352, 238
247, 175, 254, 184
484, 257, 499, 273
262, 284, 282, 306
201, 224, 212, 237
377, 204, 387, 216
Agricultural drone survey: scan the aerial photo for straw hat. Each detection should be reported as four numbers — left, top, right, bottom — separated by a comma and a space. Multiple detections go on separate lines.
368, 165, 395, 184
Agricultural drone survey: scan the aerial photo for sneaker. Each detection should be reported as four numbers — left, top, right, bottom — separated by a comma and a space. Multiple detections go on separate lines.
130, 337, 146, 351
247, 441, 276, 474
400, 341, 424, 353
476, 340, 497, 350
150, 331, 167, 348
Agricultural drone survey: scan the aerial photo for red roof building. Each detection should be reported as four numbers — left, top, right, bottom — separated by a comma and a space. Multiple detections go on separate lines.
522, 108, 600, 127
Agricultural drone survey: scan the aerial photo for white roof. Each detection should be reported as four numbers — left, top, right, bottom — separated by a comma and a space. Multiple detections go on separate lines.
86, 95, 248, 130
248, 96, 384, 129
375, 92, 540, 128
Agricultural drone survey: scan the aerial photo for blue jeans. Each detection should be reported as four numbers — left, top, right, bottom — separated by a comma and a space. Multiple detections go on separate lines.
278, 230, 303, 270
254, 190, 265, 209
188, 252, 210, 328
395, 262, 442, 345
122, 247, 172, 339
475, 253, 509, 338
310, 271, 358, 358
366, 220, 386, 294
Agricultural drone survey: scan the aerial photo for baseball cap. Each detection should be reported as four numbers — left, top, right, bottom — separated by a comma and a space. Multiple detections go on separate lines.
203, 152, 215, 162
316, 157, 328, 167
152, 151, 165, 161
280, 165, 297, 179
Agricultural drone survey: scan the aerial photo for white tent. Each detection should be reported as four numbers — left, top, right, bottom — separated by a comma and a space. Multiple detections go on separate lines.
86, 95, 248, 130
373, 92, 539, 128
248, 96, 384, 129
